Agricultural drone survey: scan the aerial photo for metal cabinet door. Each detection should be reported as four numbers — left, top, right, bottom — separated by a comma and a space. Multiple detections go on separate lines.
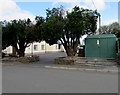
99, 38, 108, 58
85, 39, 100, 57
107, 38, 116, 58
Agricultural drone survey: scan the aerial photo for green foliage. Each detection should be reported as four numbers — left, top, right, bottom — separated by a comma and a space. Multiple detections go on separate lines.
2, 18, 40, 57
2, 21, 16, 49
44, 16, 64, 45
2, 6, 100, 57
43, 6, 99, 56
110, 22, 120, 38
99, 22, 120, 38
34, 16, 45, 42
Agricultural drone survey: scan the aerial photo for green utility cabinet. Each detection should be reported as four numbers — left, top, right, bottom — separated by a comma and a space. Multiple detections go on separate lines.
85, 34, 117, 58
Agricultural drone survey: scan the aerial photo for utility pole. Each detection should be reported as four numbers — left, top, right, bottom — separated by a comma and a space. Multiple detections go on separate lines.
91, 0, 101, 34
98, 14, 101, 34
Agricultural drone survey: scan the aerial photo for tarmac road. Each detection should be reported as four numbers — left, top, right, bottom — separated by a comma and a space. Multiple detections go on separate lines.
2, 64, 118, 93
2, 52, 118, 93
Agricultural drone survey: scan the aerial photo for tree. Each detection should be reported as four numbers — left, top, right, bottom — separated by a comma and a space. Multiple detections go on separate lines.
2, 21, 16, 50
34, 16, 45, 42
2, 18, 41, 57
99, 22, 120, 37
109, 22, 120, 38
43, 6, 99, 56
99, 25, 109, 34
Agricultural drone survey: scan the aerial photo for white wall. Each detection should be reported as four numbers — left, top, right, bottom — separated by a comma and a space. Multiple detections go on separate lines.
2, 41, 65, 54
2, 46, 12, 54
25, 41, 63, 54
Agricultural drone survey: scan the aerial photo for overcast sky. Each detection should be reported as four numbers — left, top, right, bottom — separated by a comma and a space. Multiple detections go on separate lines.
0, 0, 119, 26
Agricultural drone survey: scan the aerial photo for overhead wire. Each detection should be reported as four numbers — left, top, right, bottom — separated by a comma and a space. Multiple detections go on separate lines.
91, 0, 97, 10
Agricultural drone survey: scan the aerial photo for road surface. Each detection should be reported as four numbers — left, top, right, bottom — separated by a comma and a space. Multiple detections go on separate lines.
2, 64, 118, 93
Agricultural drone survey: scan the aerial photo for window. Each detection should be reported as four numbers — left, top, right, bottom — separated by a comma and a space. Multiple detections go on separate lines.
41, 45, 45, 50
34, 45, 38, 51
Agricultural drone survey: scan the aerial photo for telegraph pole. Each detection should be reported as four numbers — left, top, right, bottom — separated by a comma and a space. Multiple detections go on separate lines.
98, 14, 101, 34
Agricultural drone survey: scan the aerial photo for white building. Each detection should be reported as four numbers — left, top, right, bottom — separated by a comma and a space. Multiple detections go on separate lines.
3, 41, 65, 55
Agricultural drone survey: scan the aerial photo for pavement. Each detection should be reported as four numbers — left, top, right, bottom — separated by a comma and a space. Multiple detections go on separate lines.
2, 52, 119, 73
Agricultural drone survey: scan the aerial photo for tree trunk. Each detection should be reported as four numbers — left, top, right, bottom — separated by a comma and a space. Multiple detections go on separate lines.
17, 48, 25, 57
13, 44, 26, 57
66, 50, 75, 56
64, 46, 77, 56
60, 38, 79, 56
12, 46, 17, 55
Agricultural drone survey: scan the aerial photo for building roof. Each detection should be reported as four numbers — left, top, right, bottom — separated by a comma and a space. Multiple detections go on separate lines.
86, 34, 116, 39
